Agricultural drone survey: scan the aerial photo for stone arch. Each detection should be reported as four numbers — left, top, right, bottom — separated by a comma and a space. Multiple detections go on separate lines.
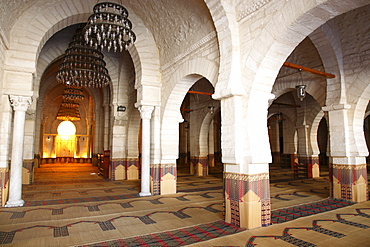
160, 58, 219, 161
352, 79, 370, 157
204, 0, 243, 99
310, 111, 325, 156
199, 111, 217, 157
309, 24, 345, 106
248, 0, 369, 100
242, 1, 369, 164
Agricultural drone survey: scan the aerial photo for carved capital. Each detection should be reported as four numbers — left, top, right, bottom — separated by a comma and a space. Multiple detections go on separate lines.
139, 105, 154, 120
9, 95, 32, 112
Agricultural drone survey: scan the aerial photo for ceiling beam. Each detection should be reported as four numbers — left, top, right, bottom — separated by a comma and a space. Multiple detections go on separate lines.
283, 62, 335, 79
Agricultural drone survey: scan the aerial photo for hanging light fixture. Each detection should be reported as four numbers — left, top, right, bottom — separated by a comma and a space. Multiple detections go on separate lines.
57, 106, 81, 121
83, 1, 136, 52
295, 69, 306, 101
61, 100, 80, 109
62, 86, 85, 102
56, 27, 111, 88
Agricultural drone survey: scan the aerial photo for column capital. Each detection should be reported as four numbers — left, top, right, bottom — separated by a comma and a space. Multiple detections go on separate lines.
139, 105, 154, 119
9, 95, 32, 112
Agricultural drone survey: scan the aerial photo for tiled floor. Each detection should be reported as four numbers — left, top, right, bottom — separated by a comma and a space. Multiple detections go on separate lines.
0, 163, 368, 246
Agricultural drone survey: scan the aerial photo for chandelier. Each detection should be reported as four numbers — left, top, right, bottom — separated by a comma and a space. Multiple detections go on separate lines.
61, 100, 80, 109
62, 86, 85, 102
83, 2, 136, 52
57, 106, 81, 121
56, 27, 111, 88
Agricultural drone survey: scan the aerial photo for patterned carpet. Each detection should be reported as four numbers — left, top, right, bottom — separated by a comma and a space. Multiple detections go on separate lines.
76, 220, 244, 247
0, 163, 368, 246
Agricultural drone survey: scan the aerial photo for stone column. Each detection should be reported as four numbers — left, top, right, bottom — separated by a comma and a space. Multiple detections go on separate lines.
139, 105, 154, 197
208, 120, 215, 167
221, 92, 272, 229
6, 95, 32, 207
324, 104, 368, 202
295, 124, 310, 178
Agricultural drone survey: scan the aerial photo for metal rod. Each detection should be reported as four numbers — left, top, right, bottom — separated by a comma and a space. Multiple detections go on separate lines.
283, 62, 335, 78
187, 90, 213, 96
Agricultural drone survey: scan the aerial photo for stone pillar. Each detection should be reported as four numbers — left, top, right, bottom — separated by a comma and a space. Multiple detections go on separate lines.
139, 105, 154, 197
125, 157, 139, 180
208, 120, 215, 167
224, 171, 270, 228
190, 156, 208, 176
6, 95, 32, 207
103, 104, 110, 150
324, 104, 368, 202
0, 167, 9, 207
220, 92, 272, 229
151, 162, 177, 195
150, 107, 177, 196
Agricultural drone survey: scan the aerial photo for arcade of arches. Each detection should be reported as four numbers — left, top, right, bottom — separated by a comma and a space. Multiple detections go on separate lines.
0, 0, 369, 235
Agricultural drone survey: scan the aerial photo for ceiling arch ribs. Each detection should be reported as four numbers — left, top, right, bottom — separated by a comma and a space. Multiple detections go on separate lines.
204, 0, 244, 100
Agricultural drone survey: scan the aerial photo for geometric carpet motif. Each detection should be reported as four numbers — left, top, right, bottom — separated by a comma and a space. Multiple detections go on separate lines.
271, 198, 356, 224
75, 220, 245, 247
247, 199, 364, 247
0, 192, 222, 219
0, 203, 222, 244
23, 193, 141, 207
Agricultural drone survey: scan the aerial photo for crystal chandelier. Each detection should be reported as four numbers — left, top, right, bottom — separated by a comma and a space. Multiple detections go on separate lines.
56, 27, 111, 88
83, 2, 136, 52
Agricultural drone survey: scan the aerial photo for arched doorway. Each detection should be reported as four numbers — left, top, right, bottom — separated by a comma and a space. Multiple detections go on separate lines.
177, 78, 221, 176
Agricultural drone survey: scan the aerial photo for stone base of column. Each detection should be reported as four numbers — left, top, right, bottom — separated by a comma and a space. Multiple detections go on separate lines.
111, 159, 126, 180
190, 156, 208, 176
110, 158, 140, 180
126, 158, 139, 180
0, 168, 9, 207
208, 154, 215, 167
139, 191, 151, 197
22, 159, 34, 185
5, 199, 24, 208
303, 156, 319, 178
151, 163, 177, 195
224, 172, 270, 229
295, 156, 320, 178
331, 164, 368, 202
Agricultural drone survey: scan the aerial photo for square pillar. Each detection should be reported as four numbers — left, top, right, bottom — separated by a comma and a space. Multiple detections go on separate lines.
224, 172, 270, 229
331, 163, 368, 202
151, 163, 177, 195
